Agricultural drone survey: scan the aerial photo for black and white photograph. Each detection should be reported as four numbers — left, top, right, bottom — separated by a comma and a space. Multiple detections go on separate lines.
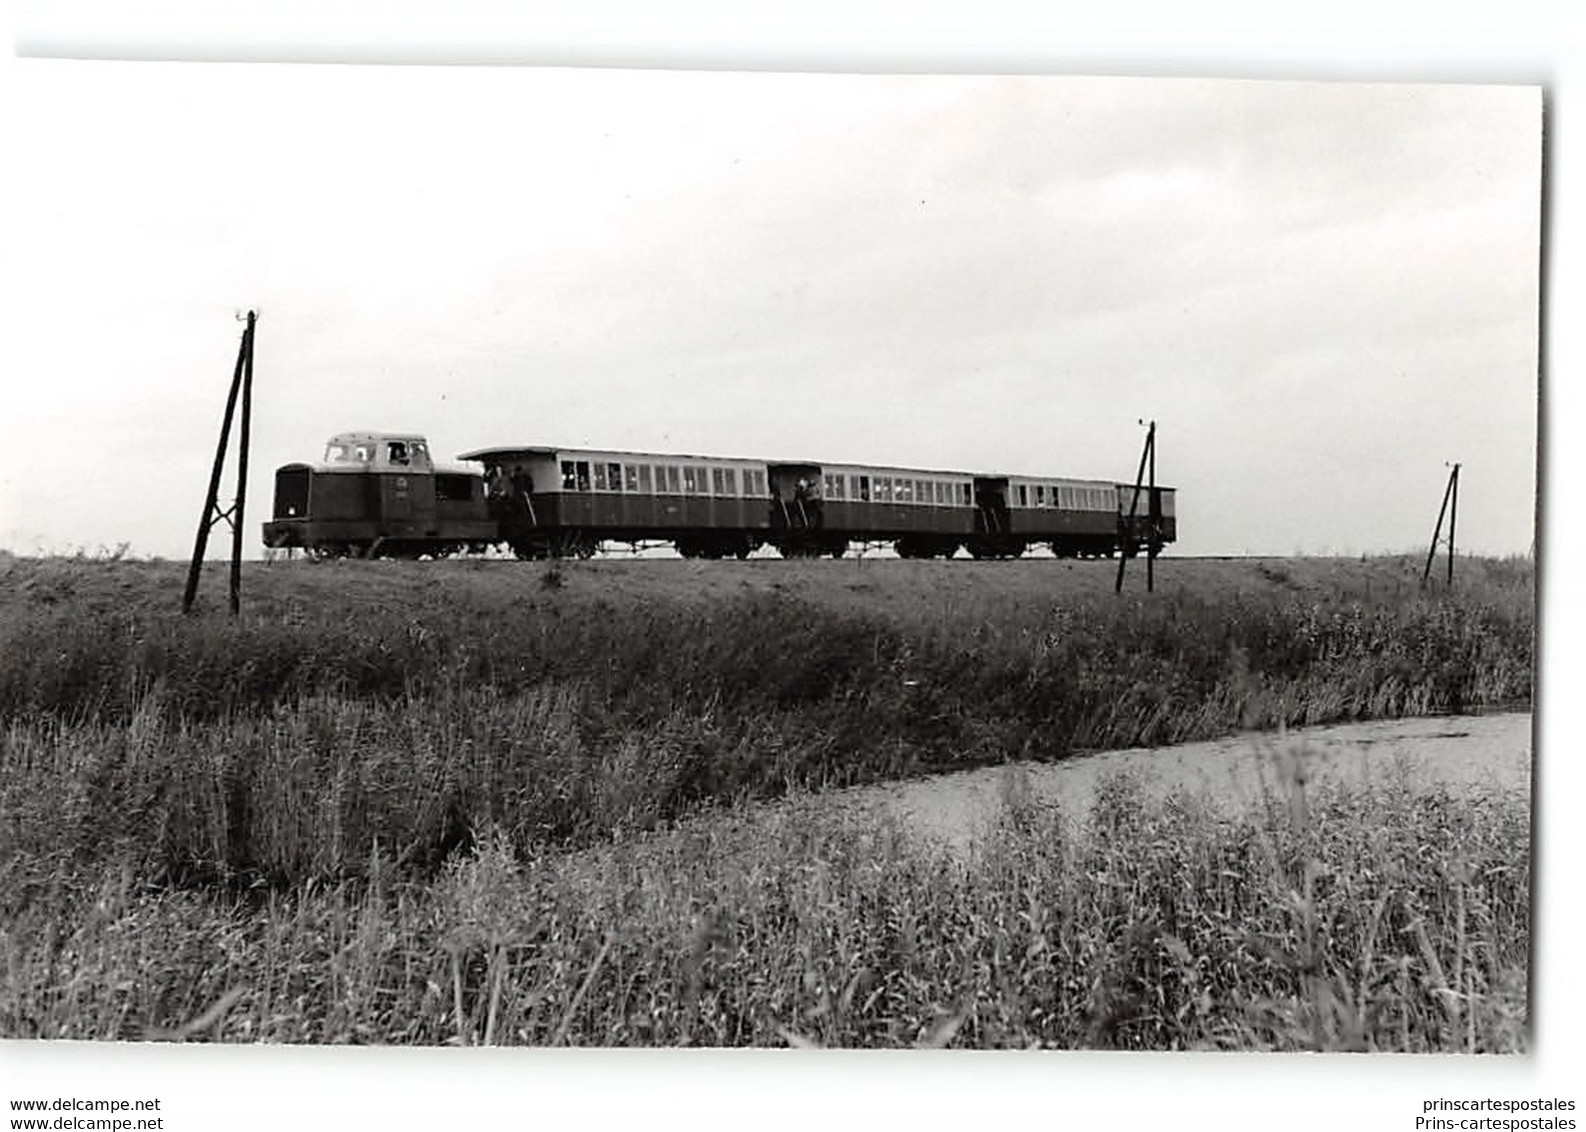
0, 6, 1573, 1128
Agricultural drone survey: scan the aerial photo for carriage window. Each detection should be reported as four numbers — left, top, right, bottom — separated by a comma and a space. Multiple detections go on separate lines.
1035, 485, 1046, 508
683, 466, 700, 495
575, 462, 591, 491
561, 461, 577, 490
608, 463, 623, 491
625, 465, 640, 492
593, 463, 609, 491
856, 475, 871, 502
637, 465, 652, 492
916, 480, 928, 503
711, 467, 726, 495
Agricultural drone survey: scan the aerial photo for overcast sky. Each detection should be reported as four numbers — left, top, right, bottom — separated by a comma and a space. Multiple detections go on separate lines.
1, 63, 1540, 558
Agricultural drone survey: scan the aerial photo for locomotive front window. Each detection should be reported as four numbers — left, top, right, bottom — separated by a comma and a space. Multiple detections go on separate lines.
388, 442, 410, 465
410, 441, 430, 464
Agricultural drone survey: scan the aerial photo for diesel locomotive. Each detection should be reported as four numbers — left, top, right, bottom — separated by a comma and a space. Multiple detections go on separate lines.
262, 432, 1176, 561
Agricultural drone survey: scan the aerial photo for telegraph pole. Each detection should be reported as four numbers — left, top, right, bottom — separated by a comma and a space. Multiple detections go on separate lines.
1116, 419, 1157, 594
1421, 463, 1461, 587
182, 311, 258, 614
1147, 420, 1157, 592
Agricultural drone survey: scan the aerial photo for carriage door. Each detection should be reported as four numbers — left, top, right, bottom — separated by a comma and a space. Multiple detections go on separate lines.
767, 463, 824, 529
973, 477, 1010, 536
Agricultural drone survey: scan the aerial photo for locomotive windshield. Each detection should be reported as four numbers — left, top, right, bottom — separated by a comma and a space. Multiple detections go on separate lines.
325, 441, 375, 464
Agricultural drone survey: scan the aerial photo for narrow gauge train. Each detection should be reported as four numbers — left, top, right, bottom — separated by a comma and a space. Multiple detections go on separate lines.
262, 431, 1176, 561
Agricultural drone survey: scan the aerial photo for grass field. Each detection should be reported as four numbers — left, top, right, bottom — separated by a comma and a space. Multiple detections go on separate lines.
0, 551, 1534, 1048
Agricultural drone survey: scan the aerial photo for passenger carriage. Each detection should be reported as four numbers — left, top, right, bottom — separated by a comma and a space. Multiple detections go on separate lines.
459, 445, 773, 559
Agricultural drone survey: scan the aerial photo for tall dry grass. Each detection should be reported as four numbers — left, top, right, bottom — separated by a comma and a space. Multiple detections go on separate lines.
1, 757, 1528, 1050
0, 553, 1532, 1048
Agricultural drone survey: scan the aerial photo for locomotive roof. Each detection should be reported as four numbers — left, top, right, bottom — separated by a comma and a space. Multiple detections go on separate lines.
328, 430, 429, 444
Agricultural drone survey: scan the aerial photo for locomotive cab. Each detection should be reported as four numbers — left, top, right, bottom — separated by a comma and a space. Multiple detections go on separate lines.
262, 432, 494, 558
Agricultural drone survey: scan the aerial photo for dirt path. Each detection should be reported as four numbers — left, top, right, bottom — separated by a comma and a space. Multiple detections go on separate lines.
846, 712, 1533, 851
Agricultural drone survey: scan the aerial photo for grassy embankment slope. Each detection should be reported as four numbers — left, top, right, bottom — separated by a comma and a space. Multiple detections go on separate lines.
0, 553, 1534, 1048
